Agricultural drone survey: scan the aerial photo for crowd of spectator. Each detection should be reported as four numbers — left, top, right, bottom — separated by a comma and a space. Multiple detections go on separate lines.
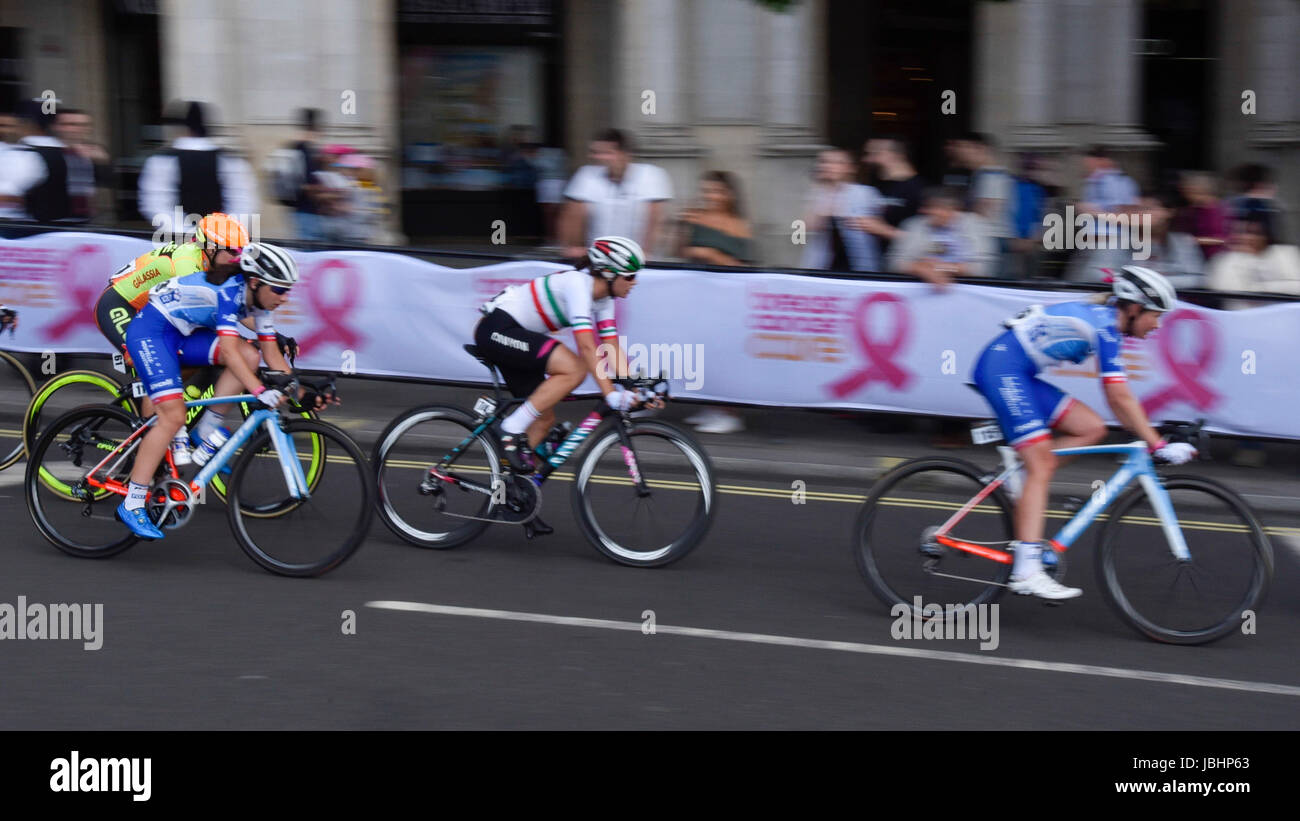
0, 101, 392, 245
3, 97, 1293, 303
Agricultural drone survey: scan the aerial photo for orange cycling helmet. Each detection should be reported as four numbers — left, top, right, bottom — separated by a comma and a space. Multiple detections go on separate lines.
195, 213, 250, 253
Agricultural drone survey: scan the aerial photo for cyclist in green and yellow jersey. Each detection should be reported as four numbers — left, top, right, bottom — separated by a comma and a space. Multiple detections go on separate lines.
93, 212, 250, 353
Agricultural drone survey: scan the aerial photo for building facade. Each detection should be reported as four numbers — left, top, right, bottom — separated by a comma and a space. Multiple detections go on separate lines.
1, 0, 1295, 264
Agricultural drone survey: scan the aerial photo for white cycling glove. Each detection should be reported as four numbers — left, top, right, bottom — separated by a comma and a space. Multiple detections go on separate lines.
1152, 441, 1197, 465
257, 388, 286, 409
605, 387, 635, 411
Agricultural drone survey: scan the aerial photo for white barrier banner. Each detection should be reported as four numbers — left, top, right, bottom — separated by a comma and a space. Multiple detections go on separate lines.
1, 232, 1296, 438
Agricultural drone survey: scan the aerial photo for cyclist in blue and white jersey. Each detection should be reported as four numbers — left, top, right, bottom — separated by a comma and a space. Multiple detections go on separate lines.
117, 242, 302, 540
970, 265, 1197, 600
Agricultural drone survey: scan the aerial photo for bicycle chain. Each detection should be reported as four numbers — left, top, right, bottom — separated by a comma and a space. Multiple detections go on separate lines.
432, 472, 543, 526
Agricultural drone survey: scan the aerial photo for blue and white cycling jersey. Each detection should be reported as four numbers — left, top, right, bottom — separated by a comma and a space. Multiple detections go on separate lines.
146, 271, 276, 341
1004, 301, 1126, 384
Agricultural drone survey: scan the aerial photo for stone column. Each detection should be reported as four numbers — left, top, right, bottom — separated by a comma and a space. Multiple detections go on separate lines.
756, 0, 826, 267
618, 0, 702, 256
1090, 0, 1159, 151
162, 0, 399, 241
1247, 0, 1300, 145
1004, 0, 1070, 150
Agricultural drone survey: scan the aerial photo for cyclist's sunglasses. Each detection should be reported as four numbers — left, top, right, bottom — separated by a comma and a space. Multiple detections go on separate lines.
264, 284, 292, 295
616, 272, 637, 281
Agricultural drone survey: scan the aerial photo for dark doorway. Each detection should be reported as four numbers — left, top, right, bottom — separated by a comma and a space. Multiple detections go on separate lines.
103, 1, 164, 224
1141, 0, 1216, 188
826, 0, 974, 184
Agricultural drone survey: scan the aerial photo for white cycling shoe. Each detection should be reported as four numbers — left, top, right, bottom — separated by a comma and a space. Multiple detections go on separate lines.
1009, 571, 1082, 600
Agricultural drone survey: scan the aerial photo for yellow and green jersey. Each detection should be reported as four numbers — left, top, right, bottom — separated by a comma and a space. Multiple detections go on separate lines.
108, 242, 208, 309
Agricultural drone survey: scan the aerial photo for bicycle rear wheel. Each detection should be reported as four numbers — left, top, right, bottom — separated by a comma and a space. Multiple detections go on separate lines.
571, 420, 716, 567
1097, 475, 1273, 645
226, 417, 374, 576
372, 405, 501, 548
855, 457, 1014, 614
24, 405, 141, 558
0, 350, 36, 470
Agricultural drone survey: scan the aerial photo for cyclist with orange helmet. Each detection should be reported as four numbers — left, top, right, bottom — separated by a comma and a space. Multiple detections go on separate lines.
94, 212, 250, 353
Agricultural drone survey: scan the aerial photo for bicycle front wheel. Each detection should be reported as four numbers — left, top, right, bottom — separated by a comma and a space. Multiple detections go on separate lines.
226, 418, 375, 577
571, 419, 716, 567
208, 401, 319, 516
372, 405, 502, 549
0, 350, 36, 470
24, 369, 132, 457
25, 405, 141, 558
1097, 475, 1273, 645
855, 457, 1014, 614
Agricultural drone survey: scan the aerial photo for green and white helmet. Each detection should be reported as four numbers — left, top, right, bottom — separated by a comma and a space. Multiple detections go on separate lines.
587, 236, 645, 279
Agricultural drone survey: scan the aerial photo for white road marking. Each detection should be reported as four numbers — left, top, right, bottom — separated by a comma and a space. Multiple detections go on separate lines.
366, 600, 1300, 698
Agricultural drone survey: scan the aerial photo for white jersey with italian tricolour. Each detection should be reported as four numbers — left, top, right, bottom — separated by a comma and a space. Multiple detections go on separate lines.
482, 269, 617, 340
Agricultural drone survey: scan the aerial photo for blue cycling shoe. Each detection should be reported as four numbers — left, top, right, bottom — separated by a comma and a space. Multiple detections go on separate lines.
116, 502, 164, 540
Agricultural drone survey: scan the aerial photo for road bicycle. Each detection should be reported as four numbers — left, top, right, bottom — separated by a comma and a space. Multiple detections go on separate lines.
0, 309, 35, 470
371, 344, 716, 567
21, 334, 310, 504
25, 371, 374, 577
854, 419, 1273, 644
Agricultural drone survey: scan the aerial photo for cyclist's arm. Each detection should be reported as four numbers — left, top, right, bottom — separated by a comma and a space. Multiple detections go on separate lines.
574, 330, 617, 396
1102, 380, 1162, 450
217, 333, 264, 394
259, 336, 292, 374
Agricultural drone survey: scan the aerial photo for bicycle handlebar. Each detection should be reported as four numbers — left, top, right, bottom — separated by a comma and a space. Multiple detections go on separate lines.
1158, 418, 1211, 462
616, 372, 671, 405
259, 369, 340, 411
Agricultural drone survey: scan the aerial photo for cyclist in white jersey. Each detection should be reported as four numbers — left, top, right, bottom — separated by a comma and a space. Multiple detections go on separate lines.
474, 235, 653, 474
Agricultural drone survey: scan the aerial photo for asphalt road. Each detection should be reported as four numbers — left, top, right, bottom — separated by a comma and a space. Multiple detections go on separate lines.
1, 378, 1297, 729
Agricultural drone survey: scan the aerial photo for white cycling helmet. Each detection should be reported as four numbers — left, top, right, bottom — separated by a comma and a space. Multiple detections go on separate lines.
1112, 265, 1175, 312
240, 242, 299, 288
587, 236, 645, 279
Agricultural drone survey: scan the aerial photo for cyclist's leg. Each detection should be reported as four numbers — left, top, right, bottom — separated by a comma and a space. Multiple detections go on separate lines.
475, 311, 573, 448
184, 333, 258, 442
122, 311, 187, 534
93, 286, 134, 356
1042, 392, 1107, 468
522, 344, 585, 446
972, 336, 1066, 584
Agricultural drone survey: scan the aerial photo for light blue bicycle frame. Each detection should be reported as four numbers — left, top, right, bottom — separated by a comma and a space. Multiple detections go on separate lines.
980, 442, 1191, 560
168, 394, 310, 499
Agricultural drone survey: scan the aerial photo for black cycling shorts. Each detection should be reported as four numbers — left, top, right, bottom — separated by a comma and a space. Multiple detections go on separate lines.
474, 309, 560, 398
93, 287, 135, 352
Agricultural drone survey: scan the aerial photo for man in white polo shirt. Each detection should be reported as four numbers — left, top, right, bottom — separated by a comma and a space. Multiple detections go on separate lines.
561, 128, 673, 261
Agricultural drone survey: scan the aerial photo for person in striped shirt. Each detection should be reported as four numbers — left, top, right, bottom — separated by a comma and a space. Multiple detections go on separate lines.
475, 235, 650, 474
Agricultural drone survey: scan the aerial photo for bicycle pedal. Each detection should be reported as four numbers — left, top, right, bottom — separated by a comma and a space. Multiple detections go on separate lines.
523, 517, 554, 539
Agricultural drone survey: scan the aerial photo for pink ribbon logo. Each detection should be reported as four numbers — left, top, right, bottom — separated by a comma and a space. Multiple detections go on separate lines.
298, 259, 365, 354
45, 244, 110, 341
827, 292, 913, 398
1142, 308, 1222, 415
